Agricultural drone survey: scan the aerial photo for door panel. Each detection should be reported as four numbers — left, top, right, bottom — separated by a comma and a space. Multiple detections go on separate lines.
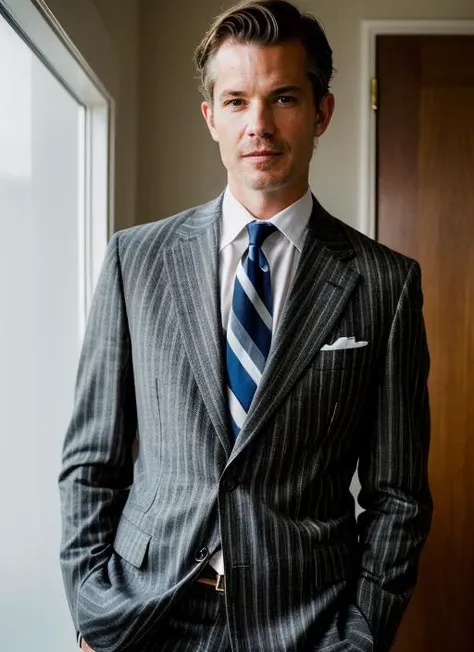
376, 35, 474, 652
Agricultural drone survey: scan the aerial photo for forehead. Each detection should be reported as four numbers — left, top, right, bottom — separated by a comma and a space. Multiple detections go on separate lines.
210, 40, 309, 92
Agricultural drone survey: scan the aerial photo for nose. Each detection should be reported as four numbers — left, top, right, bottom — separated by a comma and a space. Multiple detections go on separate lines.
246, 101, 275, 138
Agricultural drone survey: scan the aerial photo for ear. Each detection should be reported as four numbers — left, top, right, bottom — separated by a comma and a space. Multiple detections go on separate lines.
313, 93, 335, 138
201, 101, 219, 142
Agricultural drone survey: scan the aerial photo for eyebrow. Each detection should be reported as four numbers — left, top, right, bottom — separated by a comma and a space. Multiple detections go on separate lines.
271, 85, 304, 96
219, 85, 304, 100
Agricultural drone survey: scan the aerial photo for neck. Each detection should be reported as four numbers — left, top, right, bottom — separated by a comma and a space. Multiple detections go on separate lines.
228, 183, 309, 220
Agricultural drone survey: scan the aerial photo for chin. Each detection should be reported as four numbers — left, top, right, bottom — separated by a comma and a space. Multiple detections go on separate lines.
247, 175, 290, 192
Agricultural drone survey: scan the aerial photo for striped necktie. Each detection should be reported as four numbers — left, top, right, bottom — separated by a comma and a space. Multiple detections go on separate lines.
226, 221, 277, 436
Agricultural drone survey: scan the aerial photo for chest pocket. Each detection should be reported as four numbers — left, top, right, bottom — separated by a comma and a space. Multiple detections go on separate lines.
313, 342, 370, 371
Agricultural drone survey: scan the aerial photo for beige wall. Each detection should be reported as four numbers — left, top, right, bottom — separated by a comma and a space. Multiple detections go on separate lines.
92, 0, 139, 233
137, 0, 474, 229
43, 0, 139, 232
43, 0, 119, 97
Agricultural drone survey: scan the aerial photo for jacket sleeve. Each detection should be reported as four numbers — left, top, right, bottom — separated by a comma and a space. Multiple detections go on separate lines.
355, 260, 433, 651
58, 232, 136, 633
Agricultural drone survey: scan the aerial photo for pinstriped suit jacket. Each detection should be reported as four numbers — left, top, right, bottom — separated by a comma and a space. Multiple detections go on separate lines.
59, 193, 432, 652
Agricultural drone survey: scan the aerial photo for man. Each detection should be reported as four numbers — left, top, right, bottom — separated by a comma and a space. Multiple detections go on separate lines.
59, 1, 432, 651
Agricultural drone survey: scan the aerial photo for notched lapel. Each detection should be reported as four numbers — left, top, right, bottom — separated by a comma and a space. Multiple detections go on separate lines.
164, 201, 232, 456
229, 203, 362, 462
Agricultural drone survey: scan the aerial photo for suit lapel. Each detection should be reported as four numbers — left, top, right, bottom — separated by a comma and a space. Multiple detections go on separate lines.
164, 195, 232, 457
229, 199, 362, 463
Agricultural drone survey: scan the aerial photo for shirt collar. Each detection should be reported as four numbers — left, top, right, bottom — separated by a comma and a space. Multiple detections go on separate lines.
220, 186, 313, 253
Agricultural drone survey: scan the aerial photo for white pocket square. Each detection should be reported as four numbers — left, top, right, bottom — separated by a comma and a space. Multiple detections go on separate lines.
320, 337, 368, 351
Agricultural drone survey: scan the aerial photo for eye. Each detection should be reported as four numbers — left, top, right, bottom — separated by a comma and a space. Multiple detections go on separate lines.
275, 95, 297, 105
224, 99, 244, 108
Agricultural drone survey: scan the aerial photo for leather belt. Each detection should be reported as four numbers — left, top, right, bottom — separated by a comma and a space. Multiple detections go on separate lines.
196, 570, 225, 593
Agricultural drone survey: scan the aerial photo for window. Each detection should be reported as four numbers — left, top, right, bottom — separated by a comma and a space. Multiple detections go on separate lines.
0, 0, 114, 648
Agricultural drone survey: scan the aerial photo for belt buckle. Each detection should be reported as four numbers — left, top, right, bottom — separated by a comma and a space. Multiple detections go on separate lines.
215, 573, 225, 593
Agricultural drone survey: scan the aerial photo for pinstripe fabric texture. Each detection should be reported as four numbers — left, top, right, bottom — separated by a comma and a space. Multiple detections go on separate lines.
59, 193, 432, 652
157, 583, 230, 652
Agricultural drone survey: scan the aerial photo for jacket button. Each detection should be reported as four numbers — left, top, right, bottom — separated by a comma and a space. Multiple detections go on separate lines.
194, 546, 209, 563
223, 477, 237, 491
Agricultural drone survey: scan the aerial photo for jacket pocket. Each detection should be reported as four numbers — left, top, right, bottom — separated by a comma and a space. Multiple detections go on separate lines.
113, 514, 152, 569
313, 345, 369, 371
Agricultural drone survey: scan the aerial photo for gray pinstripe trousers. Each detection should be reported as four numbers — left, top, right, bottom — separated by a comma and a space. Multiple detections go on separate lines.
156, 582, 231, 652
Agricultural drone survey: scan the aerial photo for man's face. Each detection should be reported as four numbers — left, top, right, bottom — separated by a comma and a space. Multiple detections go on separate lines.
201, 40, 334, 199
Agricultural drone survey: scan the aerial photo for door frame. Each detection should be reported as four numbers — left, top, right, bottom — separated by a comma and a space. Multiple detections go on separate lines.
360, 20, 474, 240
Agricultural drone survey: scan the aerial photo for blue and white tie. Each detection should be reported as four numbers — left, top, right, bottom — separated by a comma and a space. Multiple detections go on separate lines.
226, 221, 277, 436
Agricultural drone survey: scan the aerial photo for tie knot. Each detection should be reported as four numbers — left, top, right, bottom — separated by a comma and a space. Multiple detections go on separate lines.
247, 221, 277, 251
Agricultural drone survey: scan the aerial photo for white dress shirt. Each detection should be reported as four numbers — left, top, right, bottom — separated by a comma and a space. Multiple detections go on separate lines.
209, 186, 313, 575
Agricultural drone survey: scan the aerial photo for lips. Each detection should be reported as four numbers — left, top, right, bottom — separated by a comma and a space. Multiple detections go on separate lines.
243, 151, 281, 157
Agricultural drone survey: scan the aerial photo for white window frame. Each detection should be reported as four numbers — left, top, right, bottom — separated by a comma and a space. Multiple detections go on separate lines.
0, 0, 116, 334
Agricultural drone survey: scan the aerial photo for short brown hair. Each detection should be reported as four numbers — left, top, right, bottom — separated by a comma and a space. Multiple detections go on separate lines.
194, 0, 334, 108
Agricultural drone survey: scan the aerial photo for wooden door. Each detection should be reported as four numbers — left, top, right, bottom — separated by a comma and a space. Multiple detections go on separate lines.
376, 35, 474, 652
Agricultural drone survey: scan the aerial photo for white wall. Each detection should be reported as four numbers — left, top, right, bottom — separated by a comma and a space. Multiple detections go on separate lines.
137, 0, 474, 229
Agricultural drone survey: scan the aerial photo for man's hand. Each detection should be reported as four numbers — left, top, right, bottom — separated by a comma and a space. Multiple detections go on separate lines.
81, 640, 95, 652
